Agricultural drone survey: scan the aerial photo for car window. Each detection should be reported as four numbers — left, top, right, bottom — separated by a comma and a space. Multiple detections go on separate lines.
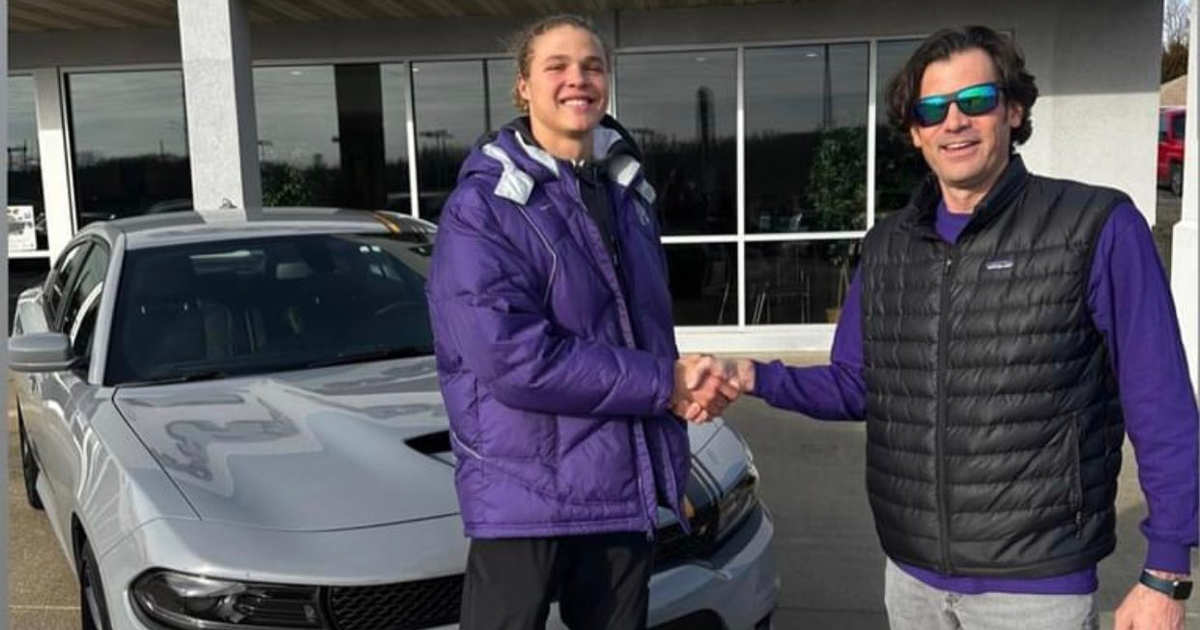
44, 242, 91, 325
106, 231, 435, 386
1172, 113, 1185, 141
59, 244, 109, 361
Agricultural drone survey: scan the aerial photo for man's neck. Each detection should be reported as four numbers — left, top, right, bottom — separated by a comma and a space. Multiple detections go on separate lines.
529, 119, 592, 162
937, 161, 1010, 215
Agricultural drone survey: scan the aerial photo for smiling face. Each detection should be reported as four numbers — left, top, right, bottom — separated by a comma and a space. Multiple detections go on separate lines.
516, 24, 609, 160
909, 48, 1024, 211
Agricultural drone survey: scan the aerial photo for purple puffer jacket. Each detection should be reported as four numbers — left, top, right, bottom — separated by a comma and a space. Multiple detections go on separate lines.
426, 117, 689, 539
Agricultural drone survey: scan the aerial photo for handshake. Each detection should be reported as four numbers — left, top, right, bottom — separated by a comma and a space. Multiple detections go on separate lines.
669, 354, 755, 424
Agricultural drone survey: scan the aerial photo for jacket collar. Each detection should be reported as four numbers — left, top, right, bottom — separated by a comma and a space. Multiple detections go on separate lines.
903, 154, 1030, 241
465, 116, 655, 206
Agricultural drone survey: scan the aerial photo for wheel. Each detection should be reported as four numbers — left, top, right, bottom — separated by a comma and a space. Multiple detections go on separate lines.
1170, 163, 1183, 197
17, 409, 44, 511
78, 539, 112, 630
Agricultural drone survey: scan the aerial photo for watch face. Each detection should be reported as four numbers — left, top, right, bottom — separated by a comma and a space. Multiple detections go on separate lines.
1176, 581, 1193, 600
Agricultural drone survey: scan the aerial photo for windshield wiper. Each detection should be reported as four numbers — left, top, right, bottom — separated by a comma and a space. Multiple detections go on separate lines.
117, 370, 230, 388
303, 346, 431, 369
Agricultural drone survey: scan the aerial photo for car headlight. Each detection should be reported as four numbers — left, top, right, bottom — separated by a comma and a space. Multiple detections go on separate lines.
716, 463, 759, 541
131, 570, 325, 629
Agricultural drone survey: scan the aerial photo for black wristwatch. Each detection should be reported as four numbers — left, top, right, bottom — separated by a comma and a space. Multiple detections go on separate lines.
1139, 570, 1193, 600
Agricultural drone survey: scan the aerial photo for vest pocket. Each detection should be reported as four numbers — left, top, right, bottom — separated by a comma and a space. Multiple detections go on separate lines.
1067, 420, 1085, 538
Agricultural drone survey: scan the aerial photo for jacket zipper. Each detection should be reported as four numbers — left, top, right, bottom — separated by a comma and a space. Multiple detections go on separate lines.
570, 172, 657, 538
937, 250, 956, 573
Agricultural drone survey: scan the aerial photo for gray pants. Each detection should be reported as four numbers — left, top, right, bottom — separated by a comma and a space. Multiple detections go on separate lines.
884, 560, 1099, 630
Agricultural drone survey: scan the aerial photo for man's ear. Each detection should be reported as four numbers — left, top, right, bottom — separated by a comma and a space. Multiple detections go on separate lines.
909, 124, 923, 149
1007, 102, 1024, 132
517, 75, 531, 110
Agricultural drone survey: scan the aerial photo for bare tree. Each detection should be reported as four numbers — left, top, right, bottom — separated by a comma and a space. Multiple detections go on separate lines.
1164, 0, 1190, 47
1162, 0, 1190, 82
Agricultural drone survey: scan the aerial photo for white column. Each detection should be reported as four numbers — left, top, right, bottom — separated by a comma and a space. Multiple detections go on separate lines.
177, 0, 261, 214
1171, 0, 1199, 396
33, 68, 76, 262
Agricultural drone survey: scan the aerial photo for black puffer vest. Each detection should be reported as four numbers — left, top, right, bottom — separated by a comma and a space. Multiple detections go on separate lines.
861, 156, 1127, 577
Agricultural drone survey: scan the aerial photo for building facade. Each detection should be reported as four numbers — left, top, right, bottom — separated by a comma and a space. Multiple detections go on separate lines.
7, 0, 1195, 368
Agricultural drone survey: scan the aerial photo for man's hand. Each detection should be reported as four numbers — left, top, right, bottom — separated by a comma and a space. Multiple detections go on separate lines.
1114, 572, 1187, 630
670, 354, 742, 423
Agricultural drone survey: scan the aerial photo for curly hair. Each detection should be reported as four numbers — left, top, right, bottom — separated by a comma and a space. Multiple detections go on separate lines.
507, 14, 612, 114
885, 26, 1038, 146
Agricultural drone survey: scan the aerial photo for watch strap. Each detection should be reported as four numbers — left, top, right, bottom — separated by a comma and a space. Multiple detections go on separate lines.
1140, 570, 1193, 600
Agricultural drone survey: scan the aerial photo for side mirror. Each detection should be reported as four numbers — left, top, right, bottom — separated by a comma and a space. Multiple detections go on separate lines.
9, 332, 78, 373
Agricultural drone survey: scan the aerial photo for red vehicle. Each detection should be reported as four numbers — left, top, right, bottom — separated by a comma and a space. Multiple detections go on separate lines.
1158, 106, 1187, 196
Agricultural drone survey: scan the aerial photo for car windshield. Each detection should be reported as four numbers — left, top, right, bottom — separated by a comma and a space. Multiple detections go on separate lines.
106, 231, 435, 386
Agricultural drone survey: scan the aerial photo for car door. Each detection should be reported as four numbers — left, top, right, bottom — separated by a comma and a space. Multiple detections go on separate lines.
36, 240, 110, 536
16, 241, 93, 512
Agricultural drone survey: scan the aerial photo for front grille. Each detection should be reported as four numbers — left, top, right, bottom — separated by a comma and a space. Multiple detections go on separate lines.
325, 574, 463, 630
654, 501, 720, 570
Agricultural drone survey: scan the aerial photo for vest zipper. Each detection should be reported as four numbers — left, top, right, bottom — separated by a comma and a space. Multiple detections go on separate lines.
937, 252, 956, 573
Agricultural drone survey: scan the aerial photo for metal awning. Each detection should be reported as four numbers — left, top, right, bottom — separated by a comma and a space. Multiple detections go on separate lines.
10, 0, 788, 32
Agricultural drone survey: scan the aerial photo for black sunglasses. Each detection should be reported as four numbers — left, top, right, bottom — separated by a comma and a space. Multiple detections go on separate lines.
913, 82, 1002, 127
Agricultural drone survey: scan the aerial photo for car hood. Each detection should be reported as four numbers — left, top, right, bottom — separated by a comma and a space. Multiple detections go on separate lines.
113, 356, 727, 532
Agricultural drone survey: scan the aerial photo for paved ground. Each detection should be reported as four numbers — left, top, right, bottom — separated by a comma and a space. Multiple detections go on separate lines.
7, 356, 1199, 629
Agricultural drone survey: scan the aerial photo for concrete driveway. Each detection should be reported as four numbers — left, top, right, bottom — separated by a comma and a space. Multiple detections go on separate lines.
7, 356, 1199, 629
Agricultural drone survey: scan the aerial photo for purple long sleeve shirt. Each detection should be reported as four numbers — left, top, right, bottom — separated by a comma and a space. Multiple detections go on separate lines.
753, 201, 1199, 595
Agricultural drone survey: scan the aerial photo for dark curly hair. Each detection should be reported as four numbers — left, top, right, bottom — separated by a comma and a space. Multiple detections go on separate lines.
885, 26, 1038, 146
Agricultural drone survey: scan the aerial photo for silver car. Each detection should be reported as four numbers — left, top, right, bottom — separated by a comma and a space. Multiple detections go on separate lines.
9, 208, 778, 630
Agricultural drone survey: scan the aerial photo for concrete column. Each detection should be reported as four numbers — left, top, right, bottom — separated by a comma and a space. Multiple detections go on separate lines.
177, 0, 261, 213
1171, 0, 1198, 396
33, 68, 77, 262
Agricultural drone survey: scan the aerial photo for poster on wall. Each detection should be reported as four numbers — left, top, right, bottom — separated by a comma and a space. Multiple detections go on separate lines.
7, 205, 38, 252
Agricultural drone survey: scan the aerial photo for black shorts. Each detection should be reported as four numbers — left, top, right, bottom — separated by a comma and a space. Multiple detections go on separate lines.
460, 531, 655, 630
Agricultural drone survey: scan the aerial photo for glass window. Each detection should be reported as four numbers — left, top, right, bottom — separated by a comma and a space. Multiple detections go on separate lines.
875, 40, 929, 220
486, 59, 519, 133
8, 75, 47, 252
745, 44, 868, 234
107, 231, 434, 385
380, 63, 412, 213
46, 242, 91, 325
412, 61, 488, 223
60, 244, 108, 359
746, 240, 860, 324
617, 51, 737, 236
66, 70, 192, 226
255, 65, 341, 207
1171, 112, 1185, 140
665, 243, 739, 326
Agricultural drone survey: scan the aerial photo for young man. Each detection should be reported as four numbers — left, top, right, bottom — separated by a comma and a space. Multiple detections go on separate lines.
717, 26, 1197, 630
426, 15, 734, 630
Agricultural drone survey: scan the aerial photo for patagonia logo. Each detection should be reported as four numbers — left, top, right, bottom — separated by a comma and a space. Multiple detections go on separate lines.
984, 257, 1014, 271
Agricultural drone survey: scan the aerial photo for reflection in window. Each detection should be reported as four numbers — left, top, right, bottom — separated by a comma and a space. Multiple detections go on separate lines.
67, 70, 192, 226
486, 59, 518, 133
254, 66, 341, 207
746, 240, 860, 324
7, 75, 47, 251
380, 64, 412, 213
413, 61, 487, 223
876, 40, 929, 219
617, 51, 737, 236
665, 243, 738, 326
746, 44, 868, 234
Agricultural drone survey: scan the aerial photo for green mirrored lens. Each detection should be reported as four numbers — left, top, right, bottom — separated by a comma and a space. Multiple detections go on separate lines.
915, 97, 950, 125
956, 85, 999, 115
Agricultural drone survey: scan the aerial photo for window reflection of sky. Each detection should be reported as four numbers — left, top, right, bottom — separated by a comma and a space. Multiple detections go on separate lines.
8, 76, 39, 166
616, 51, 737, 143
68, 71, 189, 162
254, 66, 341, 168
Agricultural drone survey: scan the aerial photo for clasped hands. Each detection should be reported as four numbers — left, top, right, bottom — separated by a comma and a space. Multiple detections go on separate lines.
669, 354, 751, 423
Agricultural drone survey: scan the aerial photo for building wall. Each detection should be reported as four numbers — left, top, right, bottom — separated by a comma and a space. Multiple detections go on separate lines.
8, 0, 1163, 352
